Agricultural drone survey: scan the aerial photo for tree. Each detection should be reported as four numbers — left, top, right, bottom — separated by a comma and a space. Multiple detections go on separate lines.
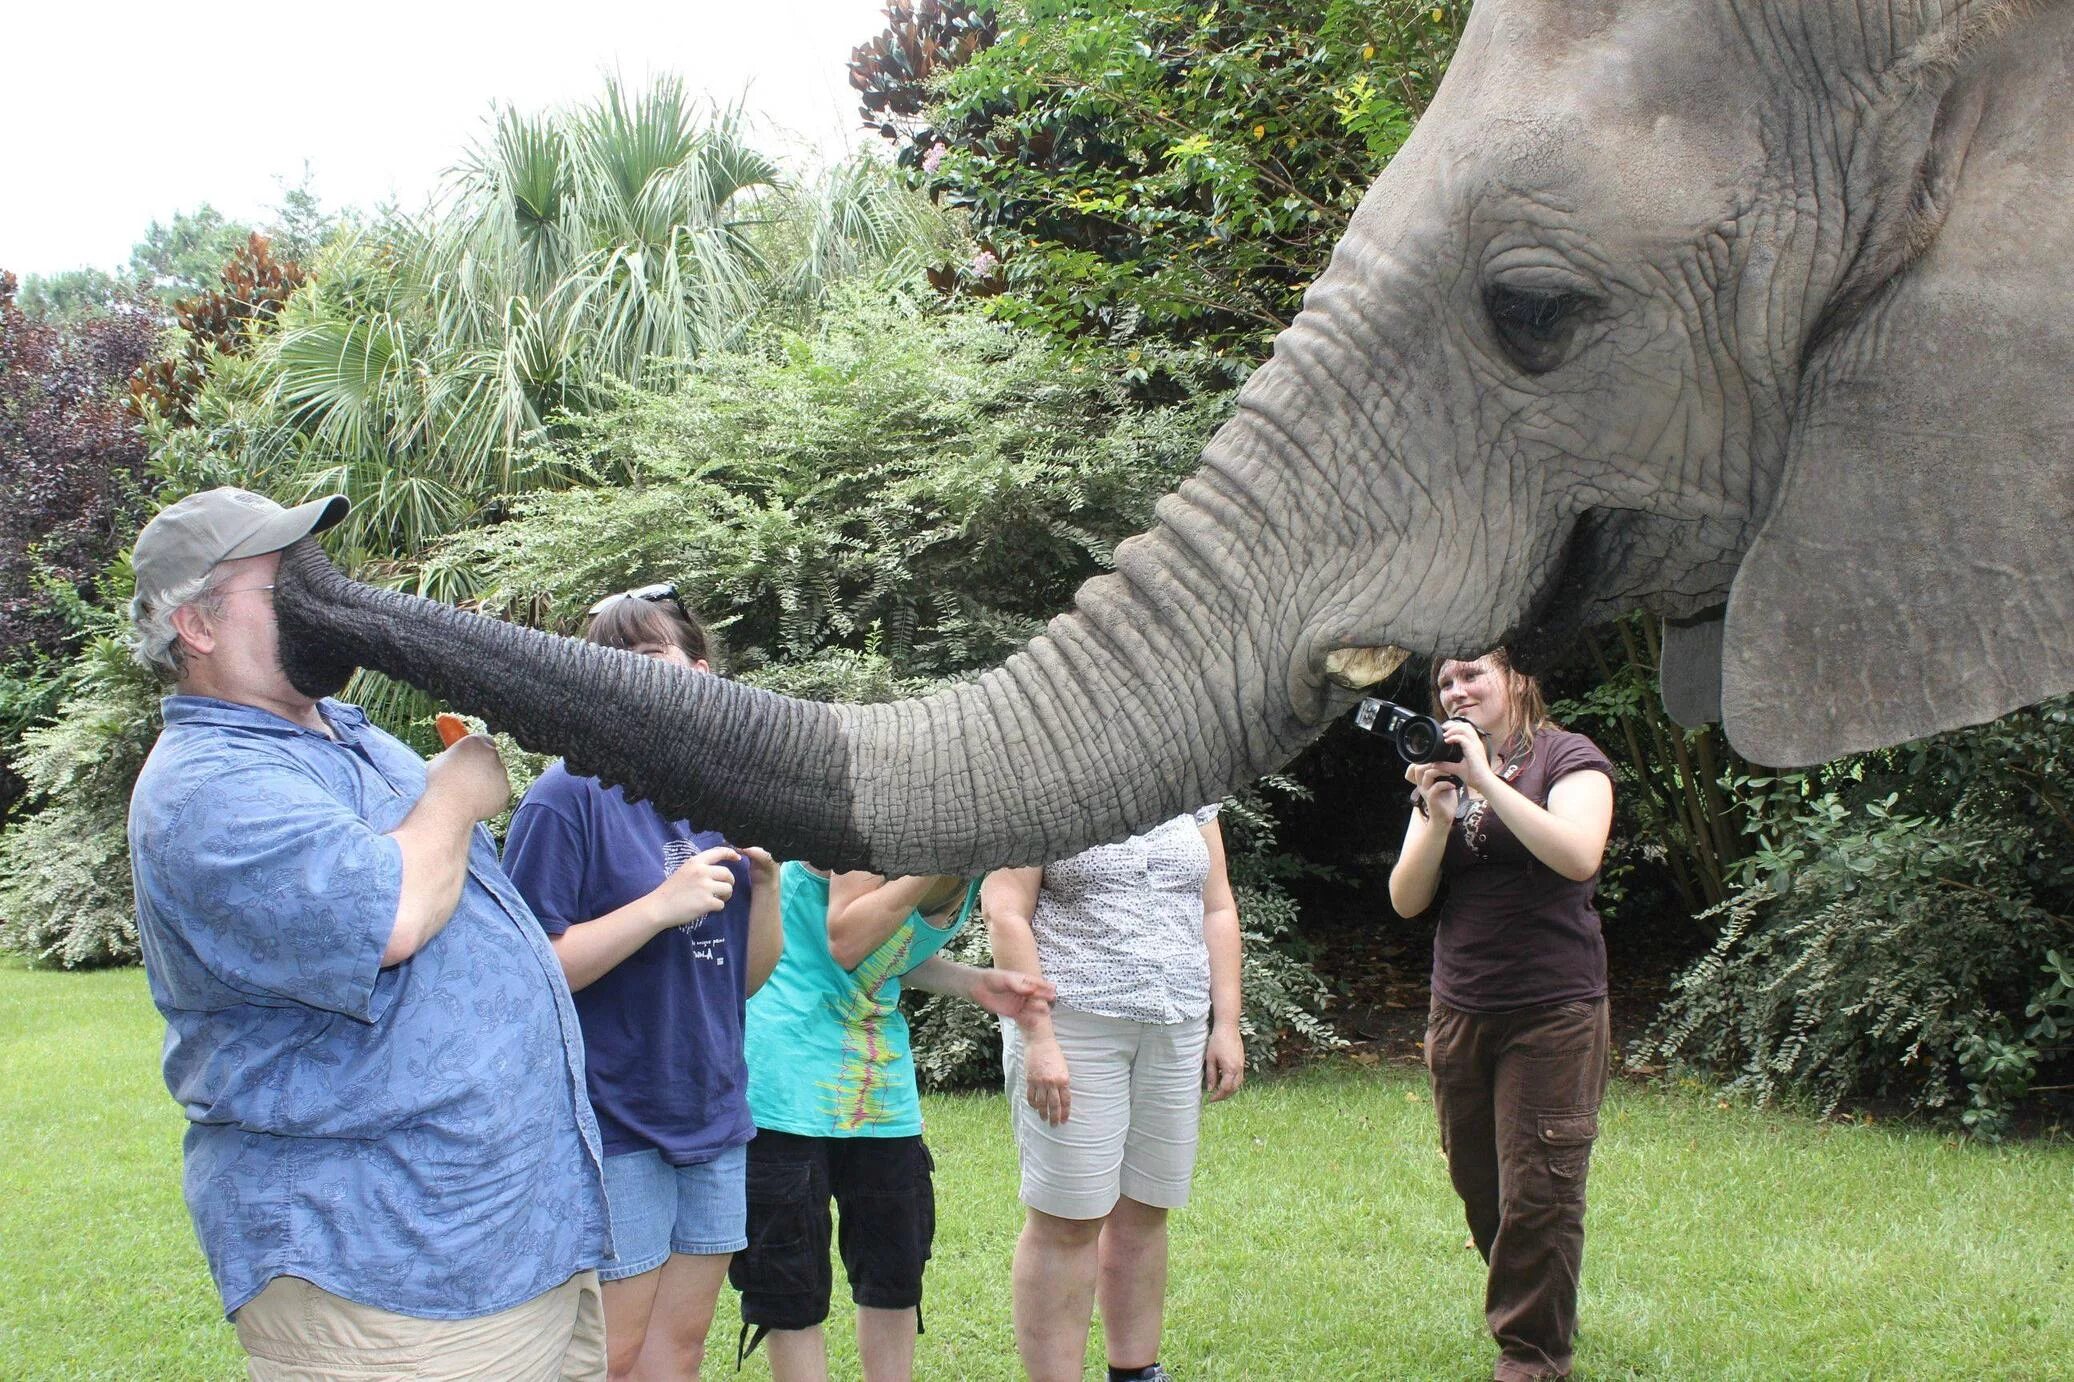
12, 268, 131, 322
127, 205, 257, 306
0, 272, 161, 665
256, 79, 958, 581
131, 233, 308, 424
854, 0, 1469, 360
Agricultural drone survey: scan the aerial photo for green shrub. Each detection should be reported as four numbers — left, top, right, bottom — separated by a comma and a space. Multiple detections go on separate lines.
433, 288, 1236, 675
1644, 699, 2074, 1134
881, 0, 1469, 360
0, 613, 164, 968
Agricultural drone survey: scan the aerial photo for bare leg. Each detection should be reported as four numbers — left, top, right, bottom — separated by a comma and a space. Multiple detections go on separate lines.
629, 1252, 730, 1381
601, 1270, 662, 1382
1013, 1206, 1108, 1382
765, 1325, 830, 1382
855, 1304, 918, 1382
1098, 1196, 1170, 1372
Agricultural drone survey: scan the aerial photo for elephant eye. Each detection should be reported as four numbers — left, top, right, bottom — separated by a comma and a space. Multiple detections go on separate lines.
1484, 283, 1593, 375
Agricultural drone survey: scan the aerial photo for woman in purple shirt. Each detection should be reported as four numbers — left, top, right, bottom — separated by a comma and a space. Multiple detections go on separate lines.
1388, 649, 1616, 1382
504, 584, 783, 1380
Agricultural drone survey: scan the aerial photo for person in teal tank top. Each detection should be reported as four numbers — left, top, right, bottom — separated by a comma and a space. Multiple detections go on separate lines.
732, 865, 1052, 1381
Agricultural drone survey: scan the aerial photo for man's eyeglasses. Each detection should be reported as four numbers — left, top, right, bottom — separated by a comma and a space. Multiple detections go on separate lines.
588, 582, 691, 623
210, 583, 277, 599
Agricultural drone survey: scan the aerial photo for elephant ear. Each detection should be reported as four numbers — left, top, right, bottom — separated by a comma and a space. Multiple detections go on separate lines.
1659, 613, 1723, 730
1720, 23, 2074, 767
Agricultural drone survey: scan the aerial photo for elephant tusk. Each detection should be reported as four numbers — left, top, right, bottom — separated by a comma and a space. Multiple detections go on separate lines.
1325, 645, 1412, 688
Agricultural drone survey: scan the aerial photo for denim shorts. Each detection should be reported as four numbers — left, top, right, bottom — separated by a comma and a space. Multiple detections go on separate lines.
599, 1143, 749, 1280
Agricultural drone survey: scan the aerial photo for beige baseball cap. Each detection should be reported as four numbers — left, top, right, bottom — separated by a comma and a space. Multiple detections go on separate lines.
131, 487, 349, 606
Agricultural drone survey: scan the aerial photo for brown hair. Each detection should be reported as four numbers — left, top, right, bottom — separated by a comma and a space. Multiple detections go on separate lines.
1428, 648, 1552, 760
584, 588, 716, 667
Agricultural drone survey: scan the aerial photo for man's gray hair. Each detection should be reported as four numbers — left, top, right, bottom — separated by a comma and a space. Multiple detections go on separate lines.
130, 571, 222, 680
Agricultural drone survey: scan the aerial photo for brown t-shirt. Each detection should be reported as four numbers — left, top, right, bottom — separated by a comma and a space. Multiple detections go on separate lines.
1430, 726, 1615, 1013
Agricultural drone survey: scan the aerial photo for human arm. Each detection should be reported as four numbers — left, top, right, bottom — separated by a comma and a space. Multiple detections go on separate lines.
826, 871, 950, 970
537, 845, 741, 991
1447, 724, 1614, 882
1388, 764, 1459, 918
902, 954, 1056, 1017
982, 866, 1072, 1125
743, 848, 782, 994
139, 750, 432, 1020
1199, 818, 1245, 1102
384, 734, 511, 966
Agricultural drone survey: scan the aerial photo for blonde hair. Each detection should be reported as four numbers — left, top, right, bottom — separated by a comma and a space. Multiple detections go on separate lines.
1428, 648, 1552, 760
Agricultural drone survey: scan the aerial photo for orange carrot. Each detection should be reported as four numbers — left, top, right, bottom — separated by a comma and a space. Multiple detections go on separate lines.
435, 713, 471, 748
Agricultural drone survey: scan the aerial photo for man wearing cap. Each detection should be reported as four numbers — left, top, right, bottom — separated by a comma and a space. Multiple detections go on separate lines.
125, 487, 611, 1379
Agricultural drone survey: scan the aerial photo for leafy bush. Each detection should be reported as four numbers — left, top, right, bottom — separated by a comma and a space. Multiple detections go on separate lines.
442, 297, 1337, 1080
130, 233, 307, 424
0, 272, 162, 665
435, 288, 1236, 674
1644, 699, 2074, 1135
1551, 613, 1752, 926
0, 603, 164, 968
867, 0, 1469, 359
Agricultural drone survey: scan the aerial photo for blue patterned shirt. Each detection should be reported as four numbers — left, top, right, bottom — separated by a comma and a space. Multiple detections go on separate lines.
129, 695, 609, 1319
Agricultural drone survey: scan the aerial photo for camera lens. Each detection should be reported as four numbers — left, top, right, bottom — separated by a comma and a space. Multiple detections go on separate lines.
1397, 719, 1441, 761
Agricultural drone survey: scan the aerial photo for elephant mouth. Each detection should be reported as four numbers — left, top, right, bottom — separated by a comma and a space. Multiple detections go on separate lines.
1508, 512, 1597, 667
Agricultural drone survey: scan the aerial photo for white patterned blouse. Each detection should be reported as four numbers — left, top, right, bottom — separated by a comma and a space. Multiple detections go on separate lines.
1029, 805, 1221, 1025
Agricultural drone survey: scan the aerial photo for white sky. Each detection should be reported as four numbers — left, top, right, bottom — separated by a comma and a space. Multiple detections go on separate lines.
1, 0, 897, 278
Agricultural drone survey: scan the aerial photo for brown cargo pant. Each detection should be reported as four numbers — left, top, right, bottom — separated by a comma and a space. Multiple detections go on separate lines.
1427, 997, 1611, 1382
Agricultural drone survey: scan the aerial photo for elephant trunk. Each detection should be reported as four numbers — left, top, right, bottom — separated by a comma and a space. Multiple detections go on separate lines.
273, 398, 1412, 873
274, 538, 866, 863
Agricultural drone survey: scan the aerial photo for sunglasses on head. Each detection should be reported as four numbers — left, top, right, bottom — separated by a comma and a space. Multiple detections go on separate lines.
587, 582, 691, 623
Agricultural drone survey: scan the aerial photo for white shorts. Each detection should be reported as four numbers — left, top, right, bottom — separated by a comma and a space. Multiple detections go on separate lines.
1001, 1006, 1208, 1220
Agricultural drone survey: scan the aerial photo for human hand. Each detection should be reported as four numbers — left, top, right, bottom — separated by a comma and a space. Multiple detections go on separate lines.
1204, 1021, 1246, 1103
648, 845, 740, 930
1022, 1035, 1072, 1125
971, 969, 1057, 1021
1442, 717, 1496, 790
1405, 761, 1461, 820
741, 846, 779, 890
425, 734, 511, 822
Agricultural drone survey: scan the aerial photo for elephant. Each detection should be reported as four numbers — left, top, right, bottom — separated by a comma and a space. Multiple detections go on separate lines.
275, 0, 2073, 876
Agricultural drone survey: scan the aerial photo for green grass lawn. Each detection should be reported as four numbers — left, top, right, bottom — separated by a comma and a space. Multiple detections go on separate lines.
3, 963, 2070, 1380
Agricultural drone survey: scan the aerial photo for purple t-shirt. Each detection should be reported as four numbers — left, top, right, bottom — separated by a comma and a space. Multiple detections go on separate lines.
1431, 726, 1616, 1014
503, 763, 755, 1164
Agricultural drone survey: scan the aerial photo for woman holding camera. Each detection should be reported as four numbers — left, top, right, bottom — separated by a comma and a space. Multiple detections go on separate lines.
1388, 651, 1615, 1382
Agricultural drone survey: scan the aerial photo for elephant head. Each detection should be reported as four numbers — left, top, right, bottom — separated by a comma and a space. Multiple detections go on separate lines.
276, 0, 2073, 873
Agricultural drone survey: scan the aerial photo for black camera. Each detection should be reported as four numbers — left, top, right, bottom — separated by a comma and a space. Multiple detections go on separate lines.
1353, 697, 1483, 765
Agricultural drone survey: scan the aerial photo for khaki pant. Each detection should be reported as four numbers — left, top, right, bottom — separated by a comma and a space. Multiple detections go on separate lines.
1427, 997, 1610, 1382
233, 1271, 605, 1381
1002, 1007, 1209, 1220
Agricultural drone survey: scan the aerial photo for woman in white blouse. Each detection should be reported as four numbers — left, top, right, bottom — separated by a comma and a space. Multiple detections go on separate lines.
982, 806, 1245, 1382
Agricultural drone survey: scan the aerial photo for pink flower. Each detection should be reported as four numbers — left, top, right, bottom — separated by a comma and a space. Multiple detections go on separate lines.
970, 249, 999, 276
921, 142, 949, 174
